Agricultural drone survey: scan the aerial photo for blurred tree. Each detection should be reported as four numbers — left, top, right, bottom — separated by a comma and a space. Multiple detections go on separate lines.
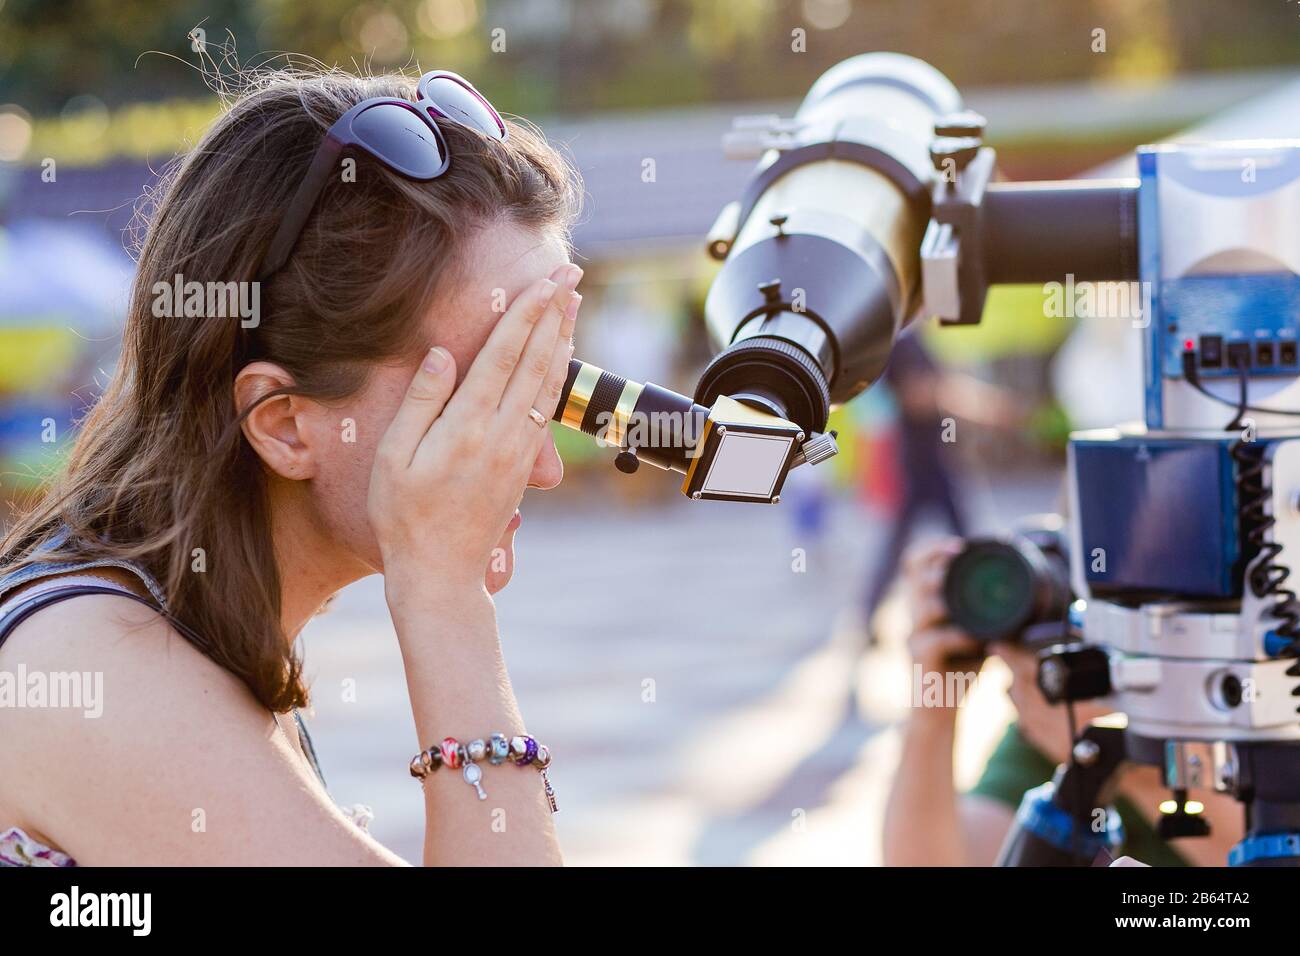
0, 0, 258, 109
1, 0, 1297, 119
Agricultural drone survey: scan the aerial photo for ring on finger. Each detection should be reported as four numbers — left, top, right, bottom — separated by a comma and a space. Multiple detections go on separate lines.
527, 407, 548, 428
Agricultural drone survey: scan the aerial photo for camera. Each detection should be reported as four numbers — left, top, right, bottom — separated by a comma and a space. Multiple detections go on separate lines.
941, 517, 1072, 644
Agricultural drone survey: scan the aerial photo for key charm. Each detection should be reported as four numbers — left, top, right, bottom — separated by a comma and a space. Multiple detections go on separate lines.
462, 762, 487, 800
540, 768, 558, 813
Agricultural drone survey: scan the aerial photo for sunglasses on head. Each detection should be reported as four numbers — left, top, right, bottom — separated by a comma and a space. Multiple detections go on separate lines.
258, 71, 508, 280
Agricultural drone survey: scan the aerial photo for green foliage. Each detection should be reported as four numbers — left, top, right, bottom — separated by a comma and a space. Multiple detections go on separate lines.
3, 0, 1298, 119
1027, 400, 1073, 452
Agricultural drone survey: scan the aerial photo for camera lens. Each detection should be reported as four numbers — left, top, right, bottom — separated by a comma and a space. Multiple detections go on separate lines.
942, 536, 1071, 641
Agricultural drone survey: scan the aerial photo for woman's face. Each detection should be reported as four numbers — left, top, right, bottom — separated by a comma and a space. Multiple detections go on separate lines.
310, 220, 571, 593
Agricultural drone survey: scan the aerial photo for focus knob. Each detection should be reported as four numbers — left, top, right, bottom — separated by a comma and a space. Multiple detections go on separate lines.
800, 431, 839, 466
930, 136, 981, 174
934, 110, 987, 139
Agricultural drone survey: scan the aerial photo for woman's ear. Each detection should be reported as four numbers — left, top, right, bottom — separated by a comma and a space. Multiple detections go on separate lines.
235, 362, 318, 480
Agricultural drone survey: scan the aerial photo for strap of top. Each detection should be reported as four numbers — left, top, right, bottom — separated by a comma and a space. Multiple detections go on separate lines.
0, 576, 161, 651
0, 573, 212, 653
0, 574, 327, 787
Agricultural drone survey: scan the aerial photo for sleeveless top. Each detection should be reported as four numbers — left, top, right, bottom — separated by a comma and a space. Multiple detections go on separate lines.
0, 532, 371, 866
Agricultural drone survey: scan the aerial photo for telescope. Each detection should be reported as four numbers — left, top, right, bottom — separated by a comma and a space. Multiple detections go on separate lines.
553, 51, 1136, 504
554, 49, 1300, 868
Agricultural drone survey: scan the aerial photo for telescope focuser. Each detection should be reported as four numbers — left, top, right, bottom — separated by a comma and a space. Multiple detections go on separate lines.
552, 357, 835, 504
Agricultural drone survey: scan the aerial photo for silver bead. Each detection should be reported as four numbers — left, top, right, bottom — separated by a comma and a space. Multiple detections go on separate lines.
467, 738, 487, 762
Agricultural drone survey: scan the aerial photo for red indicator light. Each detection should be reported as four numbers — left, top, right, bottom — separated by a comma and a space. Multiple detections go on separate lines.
1184, 339, 1195, 351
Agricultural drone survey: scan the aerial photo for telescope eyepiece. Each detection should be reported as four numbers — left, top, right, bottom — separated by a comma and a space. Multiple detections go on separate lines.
553, 357, 810, 504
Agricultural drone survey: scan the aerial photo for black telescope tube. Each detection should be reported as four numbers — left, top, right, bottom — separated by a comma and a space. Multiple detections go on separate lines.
982, 180, 1141, 284
553, 358, 709, 474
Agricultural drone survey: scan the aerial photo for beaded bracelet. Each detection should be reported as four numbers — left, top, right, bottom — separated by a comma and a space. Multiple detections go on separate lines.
409, 733, 557, 812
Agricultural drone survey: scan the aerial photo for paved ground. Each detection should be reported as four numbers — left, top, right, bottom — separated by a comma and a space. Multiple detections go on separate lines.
300, 467, 1061, 865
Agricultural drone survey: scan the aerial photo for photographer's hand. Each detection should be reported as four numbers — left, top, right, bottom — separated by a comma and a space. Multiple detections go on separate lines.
902, 537, 983, 685
883, 538, 995, 866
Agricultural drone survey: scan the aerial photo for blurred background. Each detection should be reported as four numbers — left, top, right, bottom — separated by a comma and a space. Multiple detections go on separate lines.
1, 0, 1299, 864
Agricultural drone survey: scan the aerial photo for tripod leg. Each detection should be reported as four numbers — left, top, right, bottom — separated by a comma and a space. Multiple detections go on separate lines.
1226, 741, 1300, 866
996, 723, 1128, 866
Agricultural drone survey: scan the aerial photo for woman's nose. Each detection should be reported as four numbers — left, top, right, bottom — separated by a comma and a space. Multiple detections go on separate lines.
527, 431, 564, 490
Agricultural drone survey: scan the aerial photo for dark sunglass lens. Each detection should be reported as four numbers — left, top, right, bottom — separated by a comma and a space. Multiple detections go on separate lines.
351, 103, 445, 178
422, 76, 506, 139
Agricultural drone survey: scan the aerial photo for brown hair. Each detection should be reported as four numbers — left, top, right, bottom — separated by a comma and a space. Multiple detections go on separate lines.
0, 66, 579, 711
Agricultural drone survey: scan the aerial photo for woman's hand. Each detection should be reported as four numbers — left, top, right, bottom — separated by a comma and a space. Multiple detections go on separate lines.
368, 263, 582, 599
368, 265, 580, 867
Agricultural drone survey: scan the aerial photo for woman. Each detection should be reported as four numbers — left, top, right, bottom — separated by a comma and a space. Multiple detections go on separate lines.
0, 66, 582, 865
